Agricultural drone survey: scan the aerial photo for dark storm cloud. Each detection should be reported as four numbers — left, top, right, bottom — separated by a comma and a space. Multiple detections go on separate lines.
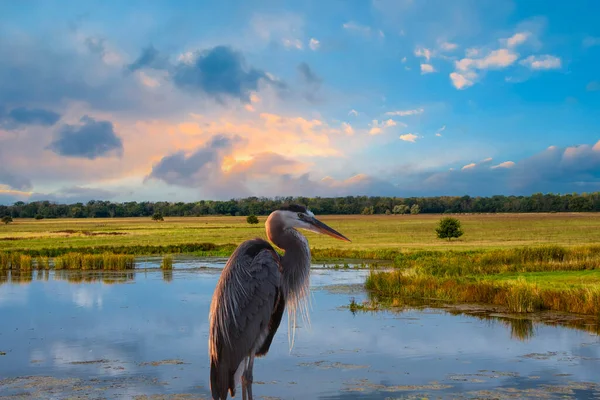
0, 106, 61, 129
47, 116, 123, 159
297, 62, 321, 85
172, 46, 282, 103
126, 45, 169, 72
146, 134, 243, 187
0, 169, 32, 191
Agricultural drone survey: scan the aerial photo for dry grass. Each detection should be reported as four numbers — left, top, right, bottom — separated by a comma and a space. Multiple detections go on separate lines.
2, 213, 600, 256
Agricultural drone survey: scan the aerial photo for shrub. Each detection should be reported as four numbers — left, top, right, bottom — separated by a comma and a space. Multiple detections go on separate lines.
410, 204, 420, 215
246, 215, 259, 224
152, 212, 164, 222
2, 215, 13, 225
435, 217, 464, 241
35, 214, 44, 220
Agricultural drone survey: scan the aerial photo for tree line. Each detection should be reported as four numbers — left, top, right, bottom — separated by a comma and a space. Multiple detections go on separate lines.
1, 192, 600, 219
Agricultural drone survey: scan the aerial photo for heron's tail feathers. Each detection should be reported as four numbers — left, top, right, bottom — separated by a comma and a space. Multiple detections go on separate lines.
210, 358, 233, 400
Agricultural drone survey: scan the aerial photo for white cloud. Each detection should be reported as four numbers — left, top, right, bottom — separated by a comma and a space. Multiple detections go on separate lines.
461, 163, 476, 170
519, 54, 561, 70
450, 48, 517, 89
491, 161, 515, 169
385, 108, 424, 116
583, 36, 600, 48
440, 42, 458, 51
449, 70, 477, 90
309, 38, 320, 51
502, 32, 530, 47
401, 56, 407, 63
465, 48, 480, 57
435, 125, 446, 137
414, 47, 432, 61
420, 63, 435, 74
282, 38, 303, 50
369, 119, 399, 135
399, 133, 418, 142
348, 109, 359, 116
341, 122, 354, 135
343, 21, 371, 35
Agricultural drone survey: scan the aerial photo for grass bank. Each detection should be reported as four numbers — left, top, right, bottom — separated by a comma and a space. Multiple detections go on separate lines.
366, 245, 600, 316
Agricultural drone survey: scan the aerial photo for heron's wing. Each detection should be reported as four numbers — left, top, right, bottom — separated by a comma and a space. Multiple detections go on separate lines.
209, 238, 282, 399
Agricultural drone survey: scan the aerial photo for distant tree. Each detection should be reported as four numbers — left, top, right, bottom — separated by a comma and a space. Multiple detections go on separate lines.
246, 215, 259, 224
35, 214, 44, 220
410, 204, 420, 215
152, 212, 164, 222
361, 206, 374, 215
393, 205, 409, 214
435, 217, 464, 241
385, 209, 391, 215
2, 215, 13, 225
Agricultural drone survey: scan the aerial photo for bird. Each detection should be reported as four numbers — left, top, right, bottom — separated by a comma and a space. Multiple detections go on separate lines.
208, 204, 351, 400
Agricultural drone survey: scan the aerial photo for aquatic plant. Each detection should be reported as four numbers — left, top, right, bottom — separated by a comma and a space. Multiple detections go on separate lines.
161, 254, 173, 270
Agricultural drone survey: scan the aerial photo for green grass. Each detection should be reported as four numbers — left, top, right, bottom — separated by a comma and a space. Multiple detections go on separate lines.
2, 213, 600, 256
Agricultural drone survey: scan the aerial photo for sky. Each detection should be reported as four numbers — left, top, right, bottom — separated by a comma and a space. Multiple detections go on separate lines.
1, 0, 600, 204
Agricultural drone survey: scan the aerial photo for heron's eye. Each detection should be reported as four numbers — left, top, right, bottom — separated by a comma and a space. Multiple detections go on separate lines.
297, 212, 303, 219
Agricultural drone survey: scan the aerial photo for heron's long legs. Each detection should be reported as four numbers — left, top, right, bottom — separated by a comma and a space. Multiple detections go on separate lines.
243, 355, 255, 400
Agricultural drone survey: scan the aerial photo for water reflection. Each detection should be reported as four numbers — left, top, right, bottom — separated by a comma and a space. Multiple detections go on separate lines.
0, 265, 599, 399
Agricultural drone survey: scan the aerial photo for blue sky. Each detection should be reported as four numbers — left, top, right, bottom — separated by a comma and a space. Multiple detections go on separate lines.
1, 0, 599, 204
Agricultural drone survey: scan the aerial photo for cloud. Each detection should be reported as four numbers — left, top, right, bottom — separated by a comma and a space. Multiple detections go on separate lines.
0, 107, 61, 129
583, 36, 600, 48
297, 62, 321, 85
47, 115, 123, 159
449, 70, 477, 89
502, 32, 530, 47
414, 47, 432, 61
342, 21, 372, 35
385, 108, 424, 116
435, 125, 446, 137
146, 134, 244, 188
348, 109, 359, 116
439, 42, 458, 52
29, 186, 118, 203
309, 38, 320, 51
172, 46, 281, 104
587, 81, 600, 92
420, 63, 435, 74
461, 163, 476, 170
399, 133, 418, 142
282, 38, 303, 50
341, 122, 354, 135
519, 55, 561, 70
369, 119, 398, 135
491, 161, 515, 169
0, 169, 32, 191
126, 45, 169, 72
450, 48, 518, 89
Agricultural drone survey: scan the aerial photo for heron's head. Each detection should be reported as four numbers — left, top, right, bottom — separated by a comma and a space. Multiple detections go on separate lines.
266, 204, 351, 243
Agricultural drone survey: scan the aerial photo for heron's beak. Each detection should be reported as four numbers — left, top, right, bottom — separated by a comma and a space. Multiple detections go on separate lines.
306, 216, 351, 242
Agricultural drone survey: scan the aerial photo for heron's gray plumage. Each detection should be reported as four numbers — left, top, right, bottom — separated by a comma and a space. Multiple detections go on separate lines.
209, 239, 282, 399
208, 206, 350, 400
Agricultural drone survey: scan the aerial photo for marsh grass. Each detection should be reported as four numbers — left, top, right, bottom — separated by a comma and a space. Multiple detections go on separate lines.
54, 253, 135, 270
366, 270, 600, 316
54, 271, 135, 284
161, 255, 173, 270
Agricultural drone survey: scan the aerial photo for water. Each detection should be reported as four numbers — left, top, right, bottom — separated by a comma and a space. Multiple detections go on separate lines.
0, 259, 599, 399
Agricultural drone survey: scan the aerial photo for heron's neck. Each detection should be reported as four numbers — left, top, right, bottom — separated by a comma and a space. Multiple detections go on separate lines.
274, 228, 311, 299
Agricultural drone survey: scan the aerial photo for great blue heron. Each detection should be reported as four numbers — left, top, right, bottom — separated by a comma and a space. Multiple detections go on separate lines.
208, 204, 351, 400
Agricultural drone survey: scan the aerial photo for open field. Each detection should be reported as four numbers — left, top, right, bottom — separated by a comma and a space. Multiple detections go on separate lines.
2, 213, 600, 315
2, 213, 600, 255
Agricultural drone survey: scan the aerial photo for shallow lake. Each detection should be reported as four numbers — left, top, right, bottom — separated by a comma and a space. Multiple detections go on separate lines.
1, 258, 599, 399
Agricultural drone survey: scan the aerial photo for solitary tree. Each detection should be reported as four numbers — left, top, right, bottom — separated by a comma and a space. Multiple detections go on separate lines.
361, 206, 374, 215
410, 204, 421, 215
152, 212, 164, 222
2, 215, 13, 225
246, 215, 259, 224
435, 217, 464, 241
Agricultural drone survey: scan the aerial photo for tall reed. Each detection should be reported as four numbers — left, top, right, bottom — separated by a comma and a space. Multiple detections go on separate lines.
161, 255, 173, 270
366, 269, 600, 316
